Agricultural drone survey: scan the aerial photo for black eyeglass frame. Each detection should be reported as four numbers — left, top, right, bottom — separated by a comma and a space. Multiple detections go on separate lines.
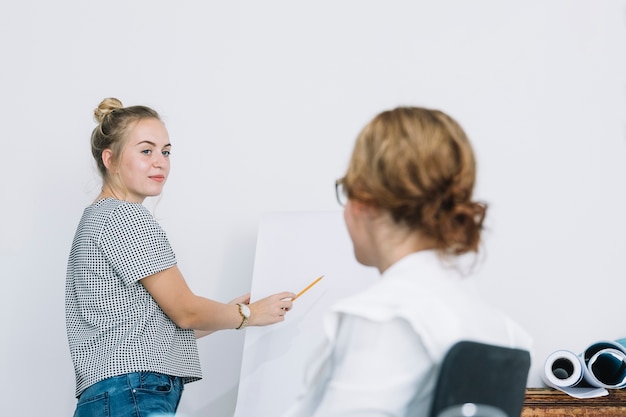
335, 179, 348, 207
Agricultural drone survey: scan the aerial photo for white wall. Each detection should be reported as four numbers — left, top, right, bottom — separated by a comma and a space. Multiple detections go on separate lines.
1, 1, 625, 416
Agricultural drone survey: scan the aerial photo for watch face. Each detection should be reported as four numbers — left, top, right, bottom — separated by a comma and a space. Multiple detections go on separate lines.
240, 304, 251, 318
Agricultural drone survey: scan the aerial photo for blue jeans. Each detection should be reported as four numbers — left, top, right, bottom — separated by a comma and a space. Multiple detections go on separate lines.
73, 372, 184, 417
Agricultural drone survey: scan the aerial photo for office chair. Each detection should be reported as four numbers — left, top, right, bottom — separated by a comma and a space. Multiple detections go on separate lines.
437, 403, 508, 417
429, 341, 531, 417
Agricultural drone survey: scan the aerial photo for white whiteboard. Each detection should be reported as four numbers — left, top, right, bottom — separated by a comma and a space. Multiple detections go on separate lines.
234, 211, 378, 417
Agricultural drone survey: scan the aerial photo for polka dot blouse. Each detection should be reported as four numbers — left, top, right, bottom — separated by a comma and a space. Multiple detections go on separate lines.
65, 198, 202, 397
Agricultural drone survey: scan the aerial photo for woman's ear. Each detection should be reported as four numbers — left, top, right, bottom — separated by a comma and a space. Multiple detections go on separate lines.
349, 199, 382, 218
102, 149, 114, 172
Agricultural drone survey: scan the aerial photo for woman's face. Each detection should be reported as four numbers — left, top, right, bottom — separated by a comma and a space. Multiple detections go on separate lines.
111, 118, 171, 203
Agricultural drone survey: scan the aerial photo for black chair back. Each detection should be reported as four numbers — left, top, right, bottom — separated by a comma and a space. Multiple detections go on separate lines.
429, 341, 531, 417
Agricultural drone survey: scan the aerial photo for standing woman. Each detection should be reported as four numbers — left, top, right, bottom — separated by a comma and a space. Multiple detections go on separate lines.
284, 107, 532, 417
65, 98, 295, 416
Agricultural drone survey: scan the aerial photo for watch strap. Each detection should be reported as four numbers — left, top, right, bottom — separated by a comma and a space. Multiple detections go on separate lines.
236, 303, 249, 330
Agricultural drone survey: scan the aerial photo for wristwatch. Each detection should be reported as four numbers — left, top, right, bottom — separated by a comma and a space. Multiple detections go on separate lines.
236, 303, 250, 330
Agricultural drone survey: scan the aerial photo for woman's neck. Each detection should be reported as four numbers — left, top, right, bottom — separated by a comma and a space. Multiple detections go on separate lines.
370, 214, 437, 274
95, 184, 126, 203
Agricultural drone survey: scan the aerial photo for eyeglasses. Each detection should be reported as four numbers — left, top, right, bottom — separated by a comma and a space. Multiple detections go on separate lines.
335, 179, 348, 207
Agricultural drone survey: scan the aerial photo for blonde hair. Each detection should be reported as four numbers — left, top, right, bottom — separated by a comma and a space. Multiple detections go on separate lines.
341, 107, 486, 255
90, 97, 160, 180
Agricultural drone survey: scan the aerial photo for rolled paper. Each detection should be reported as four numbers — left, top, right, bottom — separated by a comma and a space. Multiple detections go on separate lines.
542, 349, 608, 398
541, 338, 626, 398
543, 350, 585, 388
582, 340, 626, 389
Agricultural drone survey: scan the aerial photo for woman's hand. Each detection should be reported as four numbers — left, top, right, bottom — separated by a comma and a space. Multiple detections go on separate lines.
247, 291, 296, 326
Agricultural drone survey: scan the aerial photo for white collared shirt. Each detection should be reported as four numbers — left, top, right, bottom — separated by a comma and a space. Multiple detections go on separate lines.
283, 250, 533, 417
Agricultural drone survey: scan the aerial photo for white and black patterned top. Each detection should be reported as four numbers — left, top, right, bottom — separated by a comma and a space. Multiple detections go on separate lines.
65, 198, 202, 398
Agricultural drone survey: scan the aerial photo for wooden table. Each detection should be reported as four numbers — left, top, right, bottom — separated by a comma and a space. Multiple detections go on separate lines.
522, 388, 626, 417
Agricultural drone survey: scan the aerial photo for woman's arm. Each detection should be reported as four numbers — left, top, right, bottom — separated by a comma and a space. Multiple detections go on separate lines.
141, 265, 296, 332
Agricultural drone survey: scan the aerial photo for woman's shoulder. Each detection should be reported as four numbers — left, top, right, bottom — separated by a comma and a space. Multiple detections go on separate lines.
329, 276, 423, 321
90, 198, 151, 217
329, 274, 532, 359
84, 198, 157, 231
331, 256, 458, 315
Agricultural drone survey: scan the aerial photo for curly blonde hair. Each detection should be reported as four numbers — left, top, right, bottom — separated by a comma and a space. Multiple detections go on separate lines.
340, 107, 486, 255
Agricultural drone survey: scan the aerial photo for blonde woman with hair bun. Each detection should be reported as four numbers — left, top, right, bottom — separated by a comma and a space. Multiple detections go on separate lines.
283, 107, 533, 417
65, 98, 296, 416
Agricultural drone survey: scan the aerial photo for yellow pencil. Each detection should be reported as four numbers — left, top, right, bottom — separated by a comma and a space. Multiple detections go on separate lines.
292, 275, 324, 301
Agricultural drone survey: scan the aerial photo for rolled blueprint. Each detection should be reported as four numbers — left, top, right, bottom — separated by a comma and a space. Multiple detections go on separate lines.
542, 338, 626, 398
582, 339, 626, 389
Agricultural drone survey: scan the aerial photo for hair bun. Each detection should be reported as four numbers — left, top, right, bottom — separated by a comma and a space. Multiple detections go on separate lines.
93, 97, 123, 124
